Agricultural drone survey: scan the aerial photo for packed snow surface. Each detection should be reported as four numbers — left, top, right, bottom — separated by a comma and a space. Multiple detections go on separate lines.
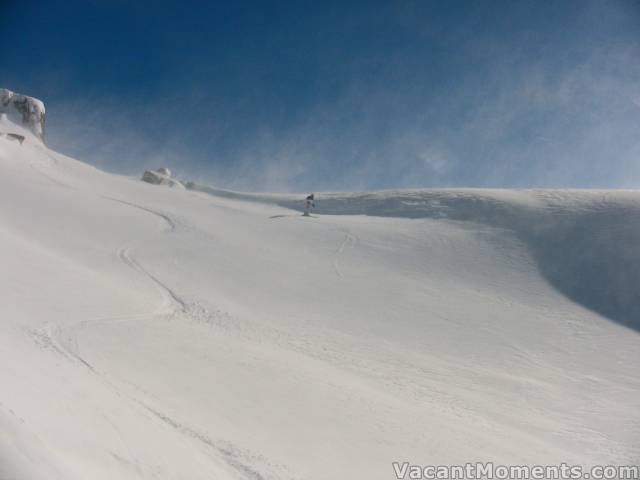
1, 123, 639, 479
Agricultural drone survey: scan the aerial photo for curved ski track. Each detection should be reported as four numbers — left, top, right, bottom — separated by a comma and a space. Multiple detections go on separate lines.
29, 196, 279, 480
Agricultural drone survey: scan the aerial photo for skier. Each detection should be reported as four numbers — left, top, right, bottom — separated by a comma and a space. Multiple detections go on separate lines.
303, 193, 315, 216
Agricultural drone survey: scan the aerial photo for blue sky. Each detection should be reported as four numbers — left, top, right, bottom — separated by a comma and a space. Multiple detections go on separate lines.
2, 0, 640, 191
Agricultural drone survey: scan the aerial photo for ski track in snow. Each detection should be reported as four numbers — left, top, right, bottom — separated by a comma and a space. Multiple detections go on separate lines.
98, 199, 279, 480
138, 403, 269, 480
332, 231, 358, 278
28, 194, 282, 480
117, 244, 186, 314
106, 196, 194, 318
32, 196, 184, 372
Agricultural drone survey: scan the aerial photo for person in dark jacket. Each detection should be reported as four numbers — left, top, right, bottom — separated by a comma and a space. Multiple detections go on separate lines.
303, 193, 315, 216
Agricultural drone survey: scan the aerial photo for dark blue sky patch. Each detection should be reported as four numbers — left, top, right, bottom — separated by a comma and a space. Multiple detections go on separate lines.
2, 0, 640, 191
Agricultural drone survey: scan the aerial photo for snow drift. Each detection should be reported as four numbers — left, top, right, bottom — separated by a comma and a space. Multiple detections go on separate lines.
1, 95, 639, 479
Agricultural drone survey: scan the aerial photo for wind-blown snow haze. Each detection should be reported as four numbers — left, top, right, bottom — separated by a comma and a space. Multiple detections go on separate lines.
2, 0, 640, 190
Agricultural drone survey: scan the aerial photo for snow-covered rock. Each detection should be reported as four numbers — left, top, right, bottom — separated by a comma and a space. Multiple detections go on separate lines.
0, 88, 46, 143
141, 168, 184, 188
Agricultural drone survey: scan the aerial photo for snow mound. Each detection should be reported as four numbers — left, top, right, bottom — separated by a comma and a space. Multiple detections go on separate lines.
141, 168, 184, 188
0, 88, 46, 143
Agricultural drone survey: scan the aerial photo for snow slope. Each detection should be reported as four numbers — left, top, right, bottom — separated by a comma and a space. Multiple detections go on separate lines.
1, 121, 639, 479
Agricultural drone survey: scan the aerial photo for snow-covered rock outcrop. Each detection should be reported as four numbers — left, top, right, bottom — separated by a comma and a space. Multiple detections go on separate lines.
141, 168, 184, 188
0, 88, 46, 143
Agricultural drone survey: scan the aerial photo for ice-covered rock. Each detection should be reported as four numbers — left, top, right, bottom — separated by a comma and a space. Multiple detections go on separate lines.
0, 88, 46, 143
141, 168, 184, 188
